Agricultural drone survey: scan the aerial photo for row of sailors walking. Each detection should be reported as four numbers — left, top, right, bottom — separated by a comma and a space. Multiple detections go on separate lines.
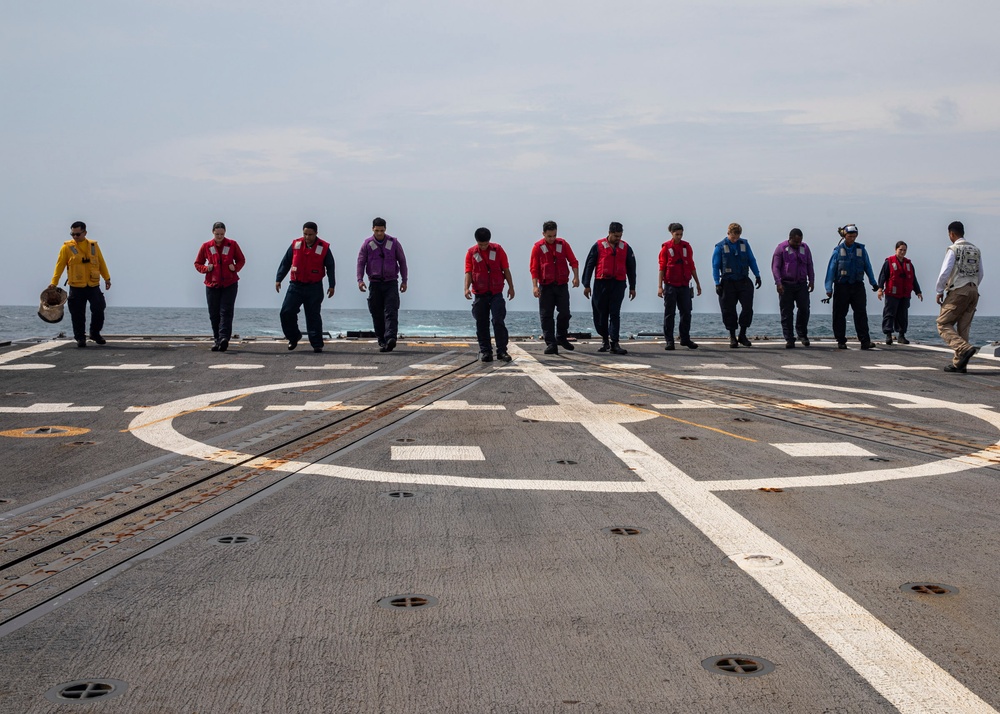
48, 218, 983, 372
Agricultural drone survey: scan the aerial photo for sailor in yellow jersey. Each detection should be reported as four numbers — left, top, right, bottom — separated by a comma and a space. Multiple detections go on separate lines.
50, 221, 112, 348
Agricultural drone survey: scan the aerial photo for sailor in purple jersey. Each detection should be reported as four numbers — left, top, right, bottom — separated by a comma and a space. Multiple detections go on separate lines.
771, 228, 815, 348
357, 216, 408, 352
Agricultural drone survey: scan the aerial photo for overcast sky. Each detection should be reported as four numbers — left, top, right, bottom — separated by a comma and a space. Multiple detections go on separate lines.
3, 0, 999, 316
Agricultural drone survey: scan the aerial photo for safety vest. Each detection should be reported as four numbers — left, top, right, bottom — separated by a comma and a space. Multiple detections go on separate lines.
884, 255, 914, 297
595, 239, 628, 281
202, 239, 241, 288
719, 239, 750, 280
65, 240, 103, 286
469, 245, 506, 294
290, 237, 330, 284
946, 241, 981, 291
835, 242, 867, 283
537, 238, 571, 285
661, 240, 693, 286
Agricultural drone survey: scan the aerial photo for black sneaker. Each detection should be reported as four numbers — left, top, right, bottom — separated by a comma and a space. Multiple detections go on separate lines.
609, 343, 628, 355
496, 352, 512, 363
480, 352, 494, 363
89, 333, 106, 345
544, 344, 559, 355
680, 340, 698, 349
956, 345, 978, 370
664, 342, 675, 351
556, 339, 575, 351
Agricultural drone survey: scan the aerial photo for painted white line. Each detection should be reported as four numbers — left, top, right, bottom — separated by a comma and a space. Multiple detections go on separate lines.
209, 364, 264, 370
795, 399, 874, 409
691, 363, 758, 370
295, 364, 378, 371
408, 364, 452, 371
84, 364, 174, 370
861, 364, 936, 371
600, 363, 651, 370
124, 406, 242, 413
0, 341, 71, 364
782, 364, 832, 370
264, 401, 363, 411
772, 442, 876, 457
391, 445, 486, 461
0, 402, 102, 414
892, 403, 993, 410
504, 345, 996, 713
651, 400, 755, 410
400, 400, 505, 411
0, 364, 56, 371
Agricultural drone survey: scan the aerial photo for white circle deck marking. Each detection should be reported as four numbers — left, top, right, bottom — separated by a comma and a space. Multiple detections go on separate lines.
0, 364, 56, 371
124, 349, 999, 711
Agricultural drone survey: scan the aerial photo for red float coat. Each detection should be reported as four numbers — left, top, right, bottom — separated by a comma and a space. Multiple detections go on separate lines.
595, 239, 629, 281
290, 237, 331, 284
465, 243, 509, 295
195, 238, 245, 288
530, 238, 577, 285
884, 255, 915, 297
658, 240, 695, 286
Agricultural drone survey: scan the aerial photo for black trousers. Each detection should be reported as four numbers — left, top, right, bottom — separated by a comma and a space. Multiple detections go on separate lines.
367, 280, 400, 343
280, 281, 325, 349
778, 281, 810, 341
68, 285, 106, 340
662, 284, 693, 343
882, 295, 911, 335
591, 279, 627, 342
471, 293, 508, 354
206, 283, 238, 344
832, 281, 871, 344
538, 283, 571, 345
718, 277, 754, 332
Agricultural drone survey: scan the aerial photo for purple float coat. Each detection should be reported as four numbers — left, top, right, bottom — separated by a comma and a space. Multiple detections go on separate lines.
771, 240, 815, 285
357, 235, 408, 283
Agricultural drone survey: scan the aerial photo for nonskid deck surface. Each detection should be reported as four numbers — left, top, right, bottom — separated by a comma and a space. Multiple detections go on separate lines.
1, 336, 999, 713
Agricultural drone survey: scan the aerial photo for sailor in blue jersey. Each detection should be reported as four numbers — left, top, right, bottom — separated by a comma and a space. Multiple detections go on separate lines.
711, 222, 762, 348
824, 224, 878, 349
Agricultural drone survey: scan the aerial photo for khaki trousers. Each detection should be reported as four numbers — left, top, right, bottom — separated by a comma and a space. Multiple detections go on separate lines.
936, 283, 979, 363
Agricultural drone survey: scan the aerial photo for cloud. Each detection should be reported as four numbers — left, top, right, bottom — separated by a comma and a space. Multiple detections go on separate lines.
119, 128, 398, 185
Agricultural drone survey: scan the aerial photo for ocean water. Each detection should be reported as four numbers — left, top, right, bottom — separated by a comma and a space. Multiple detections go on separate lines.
2, 304, 993, 346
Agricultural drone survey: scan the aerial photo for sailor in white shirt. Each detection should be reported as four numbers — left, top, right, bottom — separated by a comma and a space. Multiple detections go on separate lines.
935, 220, 983, 373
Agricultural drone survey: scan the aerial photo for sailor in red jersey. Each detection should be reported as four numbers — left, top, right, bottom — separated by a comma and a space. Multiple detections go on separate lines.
582, 222, 635, 355
274, 221, 336, 353
464, 227, 515, 362
657, 222, 702, 350
876, 241, 922, 345
529, 220, 579, 355
194, 221, 246, 352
